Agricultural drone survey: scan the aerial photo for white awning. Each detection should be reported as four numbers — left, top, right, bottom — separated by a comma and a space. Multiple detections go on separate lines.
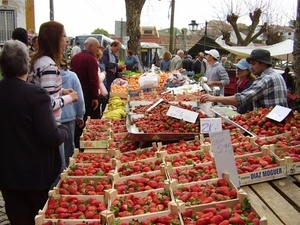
220, 39, 294, 61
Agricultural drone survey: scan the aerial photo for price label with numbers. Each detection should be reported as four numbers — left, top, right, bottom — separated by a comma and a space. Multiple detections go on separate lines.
209, 130, 239, 187
200, 118, 222, 133
166, 105, 198, 123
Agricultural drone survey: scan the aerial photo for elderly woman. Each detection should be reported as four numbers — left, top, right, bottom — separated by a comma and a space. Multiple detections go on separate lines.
0, 40, 68, 225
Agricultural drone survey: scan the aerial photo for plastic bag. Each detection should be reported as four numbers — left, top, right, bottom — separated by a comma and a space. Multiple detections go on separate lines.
99, 82, 108, 96
138, 72, 159, 89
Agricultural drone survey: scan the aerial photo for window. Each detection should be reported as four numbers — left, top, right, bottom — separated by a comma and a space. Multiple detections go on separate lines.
144, 30, 153, 35
0, 10, 15, 44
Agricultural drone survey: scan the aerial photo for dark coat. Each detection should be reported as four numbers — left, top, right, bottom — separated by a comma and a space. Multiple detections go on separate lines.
0, 77, 68, 191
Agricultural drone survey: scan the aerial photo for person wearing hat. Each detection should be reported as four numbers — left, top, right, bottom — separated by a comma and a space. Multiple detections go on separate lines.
235, 59, 256, 114
204, 49, 230, 96
199, 49, 288, 110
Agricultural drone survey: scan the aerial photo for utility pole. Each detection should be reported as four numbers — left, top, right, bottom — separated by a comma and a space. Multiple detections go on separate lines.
169, 0, 175, 53
50, 0, 54, 20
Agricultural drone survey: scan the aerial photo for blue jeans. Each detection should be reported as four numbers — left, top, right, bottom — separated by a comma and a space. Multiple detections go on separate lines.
62, 120, 76, 167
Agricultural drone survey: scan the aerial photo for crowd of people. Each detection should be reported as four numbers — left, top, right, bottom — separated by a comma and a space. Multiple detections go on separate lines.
0, 22, 290, 225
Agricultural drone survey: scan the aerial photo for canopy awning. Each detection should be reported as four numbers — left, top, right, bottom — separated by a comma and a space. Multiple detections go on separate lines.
220, 39, 294, 62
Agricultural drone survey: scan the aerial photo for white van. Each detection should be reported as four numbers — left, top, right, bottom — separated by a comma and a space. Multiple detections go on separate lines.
71, 34, 126, 60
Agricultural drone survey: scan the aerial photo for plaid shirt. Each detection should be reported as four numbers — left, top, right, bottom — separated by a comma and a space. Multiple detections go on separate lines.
235, 67, 288, 109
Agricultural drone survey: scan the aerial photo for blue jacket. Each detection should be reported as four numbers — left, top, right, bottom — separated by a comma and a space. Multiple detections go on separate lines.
60, 69, 85, 123
125, 55, 139, 70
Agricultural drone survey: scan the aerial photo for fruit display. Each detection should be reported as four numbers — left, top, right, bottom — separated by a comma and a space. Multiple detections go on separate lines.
44, 195, 106, 219
37, 87, 300, 224
228, 107, 300, 137
102, 97, 127, 120
129, 102, 208, 134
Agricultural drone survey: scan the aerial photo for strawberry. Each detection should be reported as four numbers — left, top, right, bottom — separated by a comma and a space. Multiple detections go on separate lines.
218, 208, 231, 220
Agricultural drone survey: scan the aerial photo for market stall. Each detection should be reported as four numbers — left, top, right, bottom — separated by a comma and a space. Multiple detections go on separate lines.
33, 69, 300, 225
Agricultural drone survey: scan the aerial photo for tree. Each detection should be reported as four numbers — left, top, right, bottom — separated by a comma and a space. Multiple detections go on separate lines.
125, 0, 146, 59
212, 0, 294, 46
294, 0, 300, 100
92, 28, 109, 36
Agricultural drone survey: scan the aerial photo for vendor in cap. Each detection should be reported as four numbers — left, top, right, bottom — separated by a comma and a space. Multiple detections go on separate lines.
204, 49, 229, 96
199, 49, 288, 110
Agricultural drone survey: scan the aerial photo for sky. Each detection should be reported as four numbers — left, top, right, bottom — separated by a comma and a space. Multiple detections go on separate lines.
34, 0, 297, 38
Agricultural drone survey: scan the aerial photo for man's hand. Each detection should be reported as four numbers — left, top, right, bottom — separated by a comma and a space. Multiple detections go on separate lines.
199, 94, 215, 103
76, 118, 85, 128
92, 99, 99, 110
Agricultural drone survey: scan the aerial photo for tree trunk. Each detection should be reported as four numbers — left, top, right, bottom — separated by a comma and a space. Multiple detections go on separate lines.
294, 0, 300, 103
125, 0, 146, 65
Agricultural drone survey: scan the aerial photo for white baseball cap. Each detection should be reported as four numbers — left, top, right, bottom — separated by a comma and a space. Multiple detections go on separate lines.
205, 49, 220, 59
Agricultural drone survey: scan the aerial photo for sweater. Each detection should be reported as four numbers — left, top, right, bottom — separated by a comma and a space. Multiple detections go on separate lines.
60, 69, 86, 123
32, 56, 73, 120
71, 50, 100, 100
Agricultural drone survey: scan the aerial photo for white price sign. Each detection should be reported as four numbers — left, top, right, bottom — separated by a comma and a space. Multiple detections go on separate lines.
166, 105, 198, 123
266, 105, 292, 122
209, 130, 239, 187
200, 118, 222, 133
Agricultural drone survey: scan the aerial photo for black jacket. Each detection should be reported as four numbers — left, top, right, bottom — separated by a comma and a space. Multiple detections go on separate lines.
0, 77, 68, 191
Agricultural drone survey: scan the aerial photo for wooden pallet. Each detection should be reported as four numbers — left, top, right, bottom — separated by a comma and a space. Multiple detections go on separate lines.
242, 175, 300, 225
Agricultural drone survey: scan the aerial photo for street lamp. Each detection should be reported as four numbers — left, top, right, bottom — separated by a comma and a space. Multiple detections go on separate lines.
189, 20, 208, 52
188, 20, 199, 32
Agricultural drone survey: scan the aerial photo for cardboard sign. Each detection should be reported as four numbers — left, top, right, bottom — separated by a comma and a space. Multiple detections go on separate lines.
166, 105, 198, 123
200, 118, 222, 133
209, 130, 239, 187
266, 105, 292, 122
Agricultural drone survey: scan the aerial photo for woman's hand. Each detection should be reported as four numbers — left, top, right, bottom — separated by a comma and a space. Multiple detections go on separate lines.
62, 88, 74, 95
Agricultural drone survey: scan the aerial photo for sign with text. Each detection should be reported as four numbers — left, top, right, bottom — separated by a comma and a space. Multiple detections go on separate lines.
166, 105, 198, 123
200, 118, 222, 133
209, 130, 239, 187
266, 105, 292, 122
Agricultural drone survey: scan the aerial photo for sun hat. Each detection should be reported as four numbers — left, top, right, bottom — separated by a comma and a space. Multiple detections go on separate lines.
234, 59, 250, 70
205, 49, 220, 59
246, 49, 272, 66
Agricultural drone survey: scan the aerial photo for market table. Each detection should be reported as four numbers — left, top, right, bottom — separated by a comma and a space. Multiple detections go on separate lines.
242, 175, 300, 225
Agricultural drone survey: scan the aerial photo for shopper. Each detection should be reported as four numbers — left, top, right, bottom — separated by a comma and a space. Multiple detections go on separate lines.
102, 41, 122, 93
70, 37, 100, 149
60, 58, 85, 166
29, 21, 78, 170
199, 49, 288, 109
204, 49, 229, 96
0, 40, 68, 225
160, 51, 172, 72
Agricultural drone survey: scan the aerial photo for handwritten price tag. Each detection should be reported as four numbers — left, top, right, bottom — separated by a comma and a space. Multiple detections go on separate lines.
266, 105, 291, 122
200, 118, 222, 133
166, 105, 198, 123
209, 130, 239, 187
